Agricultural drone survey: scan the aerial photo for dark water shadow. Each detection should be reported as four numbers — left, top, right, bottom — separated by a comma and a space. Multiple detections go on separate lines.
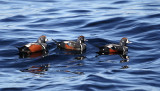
0, 15, 28, 22
112, 1, 130, 4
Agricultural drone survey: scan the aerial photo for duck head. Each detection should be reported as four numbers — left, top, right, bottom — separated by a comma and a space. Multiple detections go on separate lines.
119, 37, 131, 46
77, 36, 87, 43
37, 35, 48, 43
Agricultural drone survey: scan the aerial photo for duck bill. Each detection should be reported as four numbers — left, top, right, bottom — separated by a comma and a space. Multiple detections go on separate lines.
128, 41, 132, 43
126, 40, 132, 43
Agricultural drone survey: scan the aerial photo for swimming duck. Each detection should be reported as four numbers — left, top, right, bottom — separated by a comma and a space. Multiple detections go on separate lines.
98, 38, 131, 54
17, 35, 48, 53
52, 36, 87, 51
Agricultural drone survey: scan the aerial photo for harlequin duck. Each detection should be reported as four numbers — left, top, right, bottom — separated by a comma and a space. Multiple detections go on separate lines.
52, 36, 87, 51
98, 38, 131, 54
17, 35, 48, 53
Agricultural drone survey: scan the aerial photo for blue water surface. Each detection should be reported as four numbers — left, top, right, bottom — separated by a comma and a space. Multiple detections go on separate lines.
0, 0, 160, 91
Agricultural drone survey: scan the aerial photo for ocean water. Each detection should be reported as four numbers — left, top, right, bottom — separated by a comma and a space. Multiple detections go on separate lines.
0, 0, 160, 91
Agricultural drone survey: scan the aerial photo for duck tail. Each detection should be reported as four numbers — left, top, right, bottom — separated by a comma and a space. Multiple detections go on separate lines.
16, 46, 28, 52
17, 46, 24, 52
16, 46, 21, 51
52, 39, 58, 43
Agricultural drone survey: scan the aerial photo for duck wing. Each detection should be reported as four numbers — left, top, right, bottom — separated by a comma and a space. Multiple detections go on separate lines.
57, 41, 76, 49
104, 44, 120, 49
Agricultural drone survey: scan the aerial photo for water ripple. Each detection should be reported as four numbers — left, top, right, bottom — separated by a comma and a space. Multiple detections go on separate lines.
0, 0, 160, 90
113, 1, 130, 4
0, 15, 28, 22
83, 17, 125, 28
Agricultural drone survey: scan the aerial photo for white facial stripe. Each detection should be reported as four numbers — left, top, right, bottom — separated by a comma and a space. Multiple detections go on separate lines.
126, 39, 129, 43
45, 39, 48, 42
80, 40, 82, 44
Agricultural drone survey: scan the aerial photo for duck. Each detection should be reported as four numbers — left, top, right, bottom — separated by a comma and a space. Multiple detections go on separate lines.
17, 35, 48, 54
52, 36, 87, 51
98, 38, 131, 55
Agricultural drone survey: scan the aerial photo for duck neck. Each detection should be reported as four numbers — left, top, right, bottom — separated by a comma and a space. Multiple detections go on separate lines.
77, 40, 84, 44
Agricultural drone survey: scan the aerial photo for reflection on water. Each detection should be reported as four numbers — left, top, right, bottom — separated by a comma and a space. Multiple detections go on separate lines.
0, 0, 160, 90
96, 51, 129, 60
56, 70, 84, 75
74, 56, 86, 60
54, 47, 86, 55
20, 64, 50, 74
96, 52, 129, 69
53, 56, 85, 75
18, 50, 48, 58
121, 65, 129, 69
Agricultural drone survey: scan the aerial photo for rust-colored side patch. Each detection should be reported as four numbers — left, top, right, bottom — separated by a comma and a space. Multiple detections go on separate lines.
109, 48, 118, 53
29, 44, 42, 52
65, 44, 75, 50
30, 52, 43, 58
